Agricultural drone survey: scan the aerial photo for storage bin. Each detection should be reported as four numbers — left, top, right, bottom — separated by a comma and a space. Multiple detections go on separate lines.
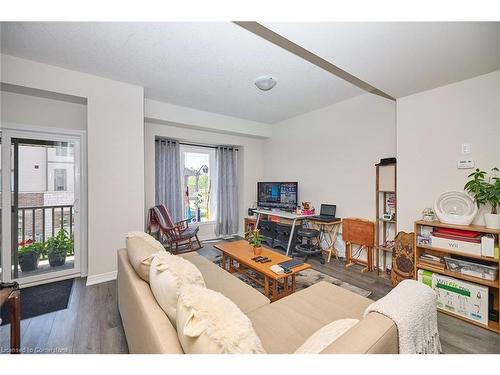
444, 257, 498, 281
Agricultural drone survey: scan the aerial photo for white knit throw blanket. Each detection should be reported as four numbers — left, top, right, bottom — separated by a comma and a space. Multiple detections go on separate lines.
364, 279, 441, 354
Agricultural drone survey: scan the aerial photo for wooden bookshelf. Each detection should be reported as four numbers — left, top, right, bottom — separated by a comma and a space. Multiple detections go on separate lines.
375, 163, 397, 277
417, 243, 499, 263
416, 220, 500, 235
414, 220, 500, 334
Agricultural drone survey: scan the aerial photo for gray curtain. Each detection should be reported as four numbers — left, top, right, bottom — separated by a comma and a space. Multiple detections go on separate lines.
215, 146, 239, 236
155, 138, 182, 222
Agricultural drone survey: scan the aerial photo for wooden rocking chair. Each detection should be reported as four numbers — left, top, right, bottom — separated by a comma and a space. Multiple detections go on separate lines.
147, 204, 203, 254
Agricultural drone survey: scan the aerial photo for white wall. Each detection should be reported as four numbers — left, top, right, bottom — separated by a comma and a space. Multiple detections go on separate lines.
397, 71, 500, 231
1, 90, 87, 130
145, 122, 266, 239
1, 54, 145, 283
263, 93, 396, 220
145, 99, 271, 139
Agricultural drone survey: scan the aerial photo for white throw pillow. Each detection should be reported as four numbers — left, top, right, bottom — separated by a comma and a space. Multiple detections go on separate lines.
149, 252, 206, 325
176, 284, 266, 354
126, 232, 166, 282
295, 318, 359, 354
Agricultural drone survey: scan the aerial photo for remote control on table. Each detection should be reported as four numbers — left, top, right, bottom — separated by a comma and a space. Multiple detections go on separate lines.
252, 256, 265, 261
261, 259, 272, 263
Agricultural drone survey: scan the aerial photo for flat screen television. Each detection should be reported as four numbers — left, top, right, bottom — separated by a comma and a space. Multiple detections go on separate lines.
257, 182, 298, 210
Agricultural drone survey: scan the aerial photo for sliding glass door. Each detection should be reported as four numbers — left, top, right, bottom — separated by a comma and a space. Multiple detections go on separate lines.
1, 129, 83, 286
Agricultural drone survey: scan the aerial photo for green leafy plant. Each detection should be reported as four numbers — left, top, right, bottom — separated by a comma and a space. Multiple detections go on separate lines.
18, 240, 45, 259
46, 229, 73, 263
245, 228, 264, 248
464, 168, 500, 214
18, 239, 45, 272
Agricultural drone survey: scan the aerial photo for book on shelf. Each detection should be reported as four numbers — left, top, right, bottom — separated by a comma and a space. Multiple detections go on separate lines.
419, 253, 445, 270
420, 253, 442, 261
419, 259, 445, 270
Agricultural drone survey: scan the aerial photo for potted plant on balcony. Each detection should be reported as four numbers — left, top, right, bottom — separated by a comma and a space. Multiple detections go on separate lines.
18, 240, 45, 272
46, 229, 73, 267
464, 167, 500, 229
246, 228, 264, 255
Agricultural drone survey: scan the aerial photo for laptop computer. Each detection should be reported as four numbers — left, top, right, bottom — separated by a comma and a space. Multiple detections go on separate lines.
311, 204, 337, 222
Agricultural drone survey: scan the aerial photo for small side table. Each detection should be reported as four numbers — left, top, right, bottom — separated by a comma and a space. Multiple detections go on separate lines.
308, 219, 342, 263
0, 283, 21, 354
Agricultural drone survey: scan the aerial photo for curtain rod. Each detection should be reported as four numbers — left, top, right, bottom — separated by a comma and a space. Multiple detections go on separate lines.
155, 137, 239, 151
181, 142, 239, 151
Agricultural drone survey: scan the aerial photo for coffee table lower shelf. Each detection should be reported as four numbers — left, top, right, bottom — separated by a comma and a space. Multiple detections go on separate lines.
221, 254, 297, 302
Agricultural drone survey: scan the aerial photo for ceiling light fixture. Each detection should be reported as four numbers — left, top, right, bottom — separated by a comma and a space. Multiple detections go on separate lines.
254, 76, 277, 91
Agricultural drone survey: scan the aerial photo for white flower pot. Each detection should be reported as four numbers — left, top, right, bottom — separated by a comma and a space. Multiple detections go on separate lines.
484, 213, 500, 229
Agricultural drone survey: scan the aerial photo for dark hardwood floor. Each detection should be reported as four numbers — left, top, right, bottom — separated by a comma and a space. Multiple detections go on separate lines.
1, 241, 499, 354
0, 277, 127, 354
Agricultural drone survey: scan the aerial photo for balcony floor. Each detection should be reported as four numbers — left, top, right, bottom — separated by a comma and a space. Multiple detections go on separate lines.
17, 256, 75, 279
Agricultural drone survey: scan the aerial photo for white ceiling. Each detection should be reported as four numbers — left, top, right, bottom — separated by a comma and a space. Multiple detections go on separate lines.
264, 22, 500, 99
0, 22, 363, 124
1, 22, 499, 124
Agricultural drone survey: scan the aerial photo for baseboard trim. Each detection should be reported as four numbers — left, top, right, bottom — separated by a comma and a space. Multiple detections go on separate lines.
86, 270, 117, 286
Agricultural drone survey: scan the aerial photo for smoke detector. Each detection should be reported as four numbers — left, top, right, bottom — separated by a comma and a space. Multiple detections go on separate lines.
254, 76, 277, 91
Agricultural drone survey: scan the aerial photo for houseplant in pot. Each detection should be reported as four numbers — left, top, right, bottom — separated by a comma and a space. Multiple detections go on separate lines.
46, 229, 73, 267
464, 167, 500, 229
18, 239, 44, 272
246, 228, 264, 255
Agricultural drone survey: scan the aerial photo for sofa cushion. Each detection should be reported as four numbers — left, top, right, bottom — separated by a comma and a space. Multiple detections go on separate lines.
295, 318, 359, 354
149, 252, 206, 325
176, 284, 266, 354
117, 249, 184, 354
248, 281, 373, 353
126, 232, 166, 282
179, 253, 270, 313
319, 312, 398, 354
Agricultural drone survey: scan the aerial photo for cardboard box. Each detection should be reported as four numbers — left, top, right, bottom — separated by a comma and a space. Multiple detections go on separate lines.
430, 235, 482, 256
417, 270, 489, 325
434, 274, 489, 325
417, 269, 434, 288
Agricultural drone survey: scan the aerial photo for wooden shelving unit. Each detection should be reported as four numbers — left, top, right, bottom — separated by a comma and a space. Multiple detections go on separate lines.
375, 162, 397, 276
414, 220, 500, 334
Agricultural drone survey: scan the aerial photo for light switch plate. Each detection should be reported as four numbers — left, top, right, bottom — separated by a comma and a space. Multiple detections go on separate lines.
457, 159, 475, 169
461, 143, 471, 154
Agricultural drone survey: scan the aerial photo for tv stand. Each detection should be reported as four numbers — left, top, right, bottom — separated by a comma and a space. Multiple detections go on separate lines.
253, 209, 313, 256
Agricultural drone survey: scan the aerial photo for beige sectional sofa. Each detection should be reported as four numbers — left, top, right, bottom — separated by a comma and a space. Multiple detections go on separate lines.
117, 248, 398, 354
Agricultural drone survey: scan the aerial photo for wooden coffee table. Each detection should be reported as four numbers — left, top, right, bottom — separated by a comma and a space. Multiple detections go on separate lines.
214, 240, 311, 301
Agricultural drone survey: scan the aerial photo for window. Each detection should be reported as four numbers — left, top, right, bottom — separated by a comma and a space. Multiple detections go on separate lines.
54, 168, 67, 191
180, 145, 215, 223
55, 144, 74, 157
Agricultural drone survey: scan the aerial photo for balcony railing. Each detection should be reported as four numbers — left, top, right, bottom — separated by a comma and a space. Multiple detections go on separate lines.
17, 204, 74, 259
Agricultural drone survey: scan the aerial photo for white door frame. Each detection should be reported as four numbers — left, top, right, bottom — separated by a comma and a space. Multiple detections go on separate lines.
1, 123, 87, 287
